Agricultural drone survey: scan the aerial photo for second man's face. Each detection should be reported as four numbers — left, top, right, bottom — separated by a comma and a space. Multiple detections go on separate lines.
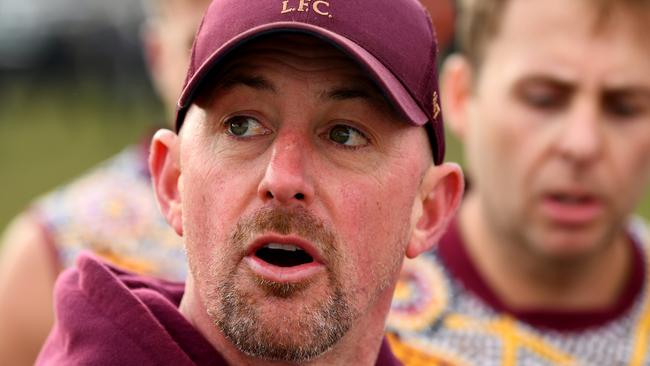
463, 0, 650, 259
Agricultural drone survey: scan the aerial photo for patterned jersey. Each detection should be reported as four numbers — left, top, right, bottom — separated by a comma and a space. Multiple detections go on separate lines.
387, 218, 650, 366
31, 144, 186, 280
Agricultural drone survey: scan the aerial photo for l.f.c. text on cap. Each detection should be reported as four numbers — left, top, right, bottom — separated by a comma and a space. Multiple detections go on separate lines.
281, 0, 332, 18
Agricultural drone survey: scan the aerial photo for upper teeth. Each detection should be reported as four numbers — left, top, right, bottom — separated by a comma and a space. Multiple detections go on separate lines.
265, 243, 303, 251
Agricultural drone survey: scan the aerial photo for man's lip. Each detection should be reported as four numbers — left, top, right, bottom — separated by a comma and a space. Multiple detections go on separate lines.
540, 191, 604, 225
244, 234, 326, 284
246, 234, 324, 264
244, 256, 325, 284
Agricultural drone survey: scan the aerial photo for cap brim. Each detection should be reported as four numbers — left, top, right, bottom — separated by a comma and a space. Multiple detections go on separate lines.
176, 21, 429, 130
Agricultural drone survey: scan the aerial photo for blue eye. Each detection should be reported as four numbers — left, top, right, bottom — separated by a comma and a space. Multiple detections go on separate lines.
225, 116, 269, 137
328, 125, 369, 147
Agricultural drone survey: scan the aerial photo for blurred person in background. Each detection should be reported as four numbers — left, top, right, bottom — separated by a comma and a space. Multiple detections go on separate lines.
387, 0, 650, 364
420, 0, 456, 58
0, 0, 210, 364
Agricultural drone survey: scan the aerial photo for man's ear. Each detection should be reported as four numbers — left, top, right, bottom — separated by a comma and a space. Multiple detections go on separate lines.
150, 129, 183, 236
440, 54, 474, 141
406, 163, 464, 258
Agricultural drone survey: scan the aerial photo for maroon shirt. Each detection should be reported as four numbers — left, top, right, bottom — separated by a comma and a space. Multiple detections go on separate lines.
37, 253, 401, 366
438, 218, 645, 331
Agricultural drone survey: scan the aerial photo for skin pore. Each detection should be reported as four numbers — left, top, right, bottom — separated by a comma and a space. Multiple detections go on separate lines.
443, 0, 650, 310
151, 35, 463, 365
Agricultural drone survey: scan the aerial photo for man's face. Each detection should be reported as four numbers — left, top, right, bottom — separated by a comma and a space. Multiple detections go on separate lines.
462, 0, 650, 259
177, 36, 433, 361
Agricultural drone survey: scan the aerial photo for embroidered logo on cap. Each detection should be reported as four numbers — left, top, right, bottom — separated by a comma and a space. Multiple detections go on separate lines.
433, 92, 441, 120
281, 0, 332, 18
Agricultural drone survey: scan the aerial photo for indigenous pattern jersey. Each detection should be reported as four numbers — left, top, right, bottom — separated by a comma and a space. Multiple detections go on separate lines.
387, 218, 650, 366
31, 145, 186, 280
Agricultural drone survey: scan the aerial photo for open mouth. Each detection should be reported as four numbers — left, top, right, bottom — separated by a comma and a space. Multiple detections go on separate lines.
255, 243, 314, 267
549, 193, 594, 205
542, 192, 603, 224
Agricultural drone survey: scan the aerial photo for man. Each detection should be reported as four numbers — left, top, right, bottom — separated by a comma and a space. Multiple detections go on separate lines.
387, 0, 650, 364
36, 0, 463, 364
0, 1, 210, 364
0, 1, 456, 364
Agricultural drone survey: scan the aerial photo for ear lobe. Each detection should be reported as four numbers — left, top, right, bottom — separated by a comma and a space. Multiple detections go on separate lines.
149, 129, 183, 236
406, 163, 464, 258
440, 54, 474, 141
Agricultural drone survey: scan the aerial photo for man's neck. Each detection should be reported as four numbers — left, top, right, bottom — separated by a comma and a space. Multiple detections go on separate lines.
459, 194, 632, 311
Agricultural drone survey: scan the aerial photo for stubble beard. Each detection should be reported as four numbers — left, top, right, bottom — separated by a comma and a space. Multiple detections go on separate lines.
207, 207, 356, 362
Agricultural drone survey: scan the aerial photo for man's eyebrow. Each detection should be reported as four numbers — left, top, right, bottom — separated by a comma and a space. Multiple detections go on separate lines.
517, 75, 575, 91
324, 83, 386, 102
602, 86, 650, 99
323, 84, 405, 120
326, 87, 373, 101
218, 74, 277, 93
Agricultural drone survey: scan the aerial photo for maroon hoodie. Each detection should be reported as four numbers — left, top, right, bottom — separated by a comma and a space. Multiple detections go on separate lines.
36, 253, 401, 366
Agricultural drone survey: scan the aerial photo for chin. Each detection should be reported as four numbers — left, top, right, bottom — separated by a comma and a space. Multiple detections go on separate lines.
528, 227, 612, 261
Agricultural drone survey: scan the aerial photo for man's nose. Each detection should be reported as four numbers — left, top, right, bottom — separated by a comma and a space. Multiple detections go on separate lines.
555, 99, 604, 166
257, 132, 315, 206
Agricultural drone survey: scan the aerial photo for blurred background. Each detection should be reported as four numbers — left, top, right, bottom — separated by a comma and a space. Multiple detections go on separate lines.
0, 0, 164, 231
0, 0, 648, 234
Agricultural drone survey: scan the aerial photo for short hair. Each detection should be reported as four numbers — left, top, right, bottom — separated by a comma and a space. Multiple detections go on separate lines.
457, 0, 650, 68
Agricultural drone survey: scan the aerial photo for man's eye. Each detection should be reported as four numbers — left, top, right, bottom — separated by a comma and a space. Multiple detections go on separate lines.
603, 96, 647, 119
328, 125, 369, 147
515, 82, 569, 112
522, 90, 566, 110
225, 116, 269, 137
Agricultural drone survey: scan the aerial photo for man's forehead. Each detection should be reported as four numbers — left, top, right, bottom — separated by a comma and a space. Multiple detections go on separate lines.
485, 2, 650, 83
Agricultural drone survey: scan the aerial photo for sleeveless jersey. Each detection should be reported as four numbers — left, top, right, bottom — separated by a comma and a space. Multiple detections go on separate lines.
387, 218, 650, 366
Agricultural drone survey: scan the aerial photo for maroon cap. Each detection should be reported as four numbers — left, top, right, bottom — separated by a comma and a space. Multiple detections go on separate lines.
176, 0, 445, 164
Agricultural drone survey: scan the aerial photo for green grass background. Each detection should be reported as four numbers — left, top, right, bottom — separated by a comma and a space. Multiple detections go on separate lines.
0, 80, 648, 236
0, 79, 164, 232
